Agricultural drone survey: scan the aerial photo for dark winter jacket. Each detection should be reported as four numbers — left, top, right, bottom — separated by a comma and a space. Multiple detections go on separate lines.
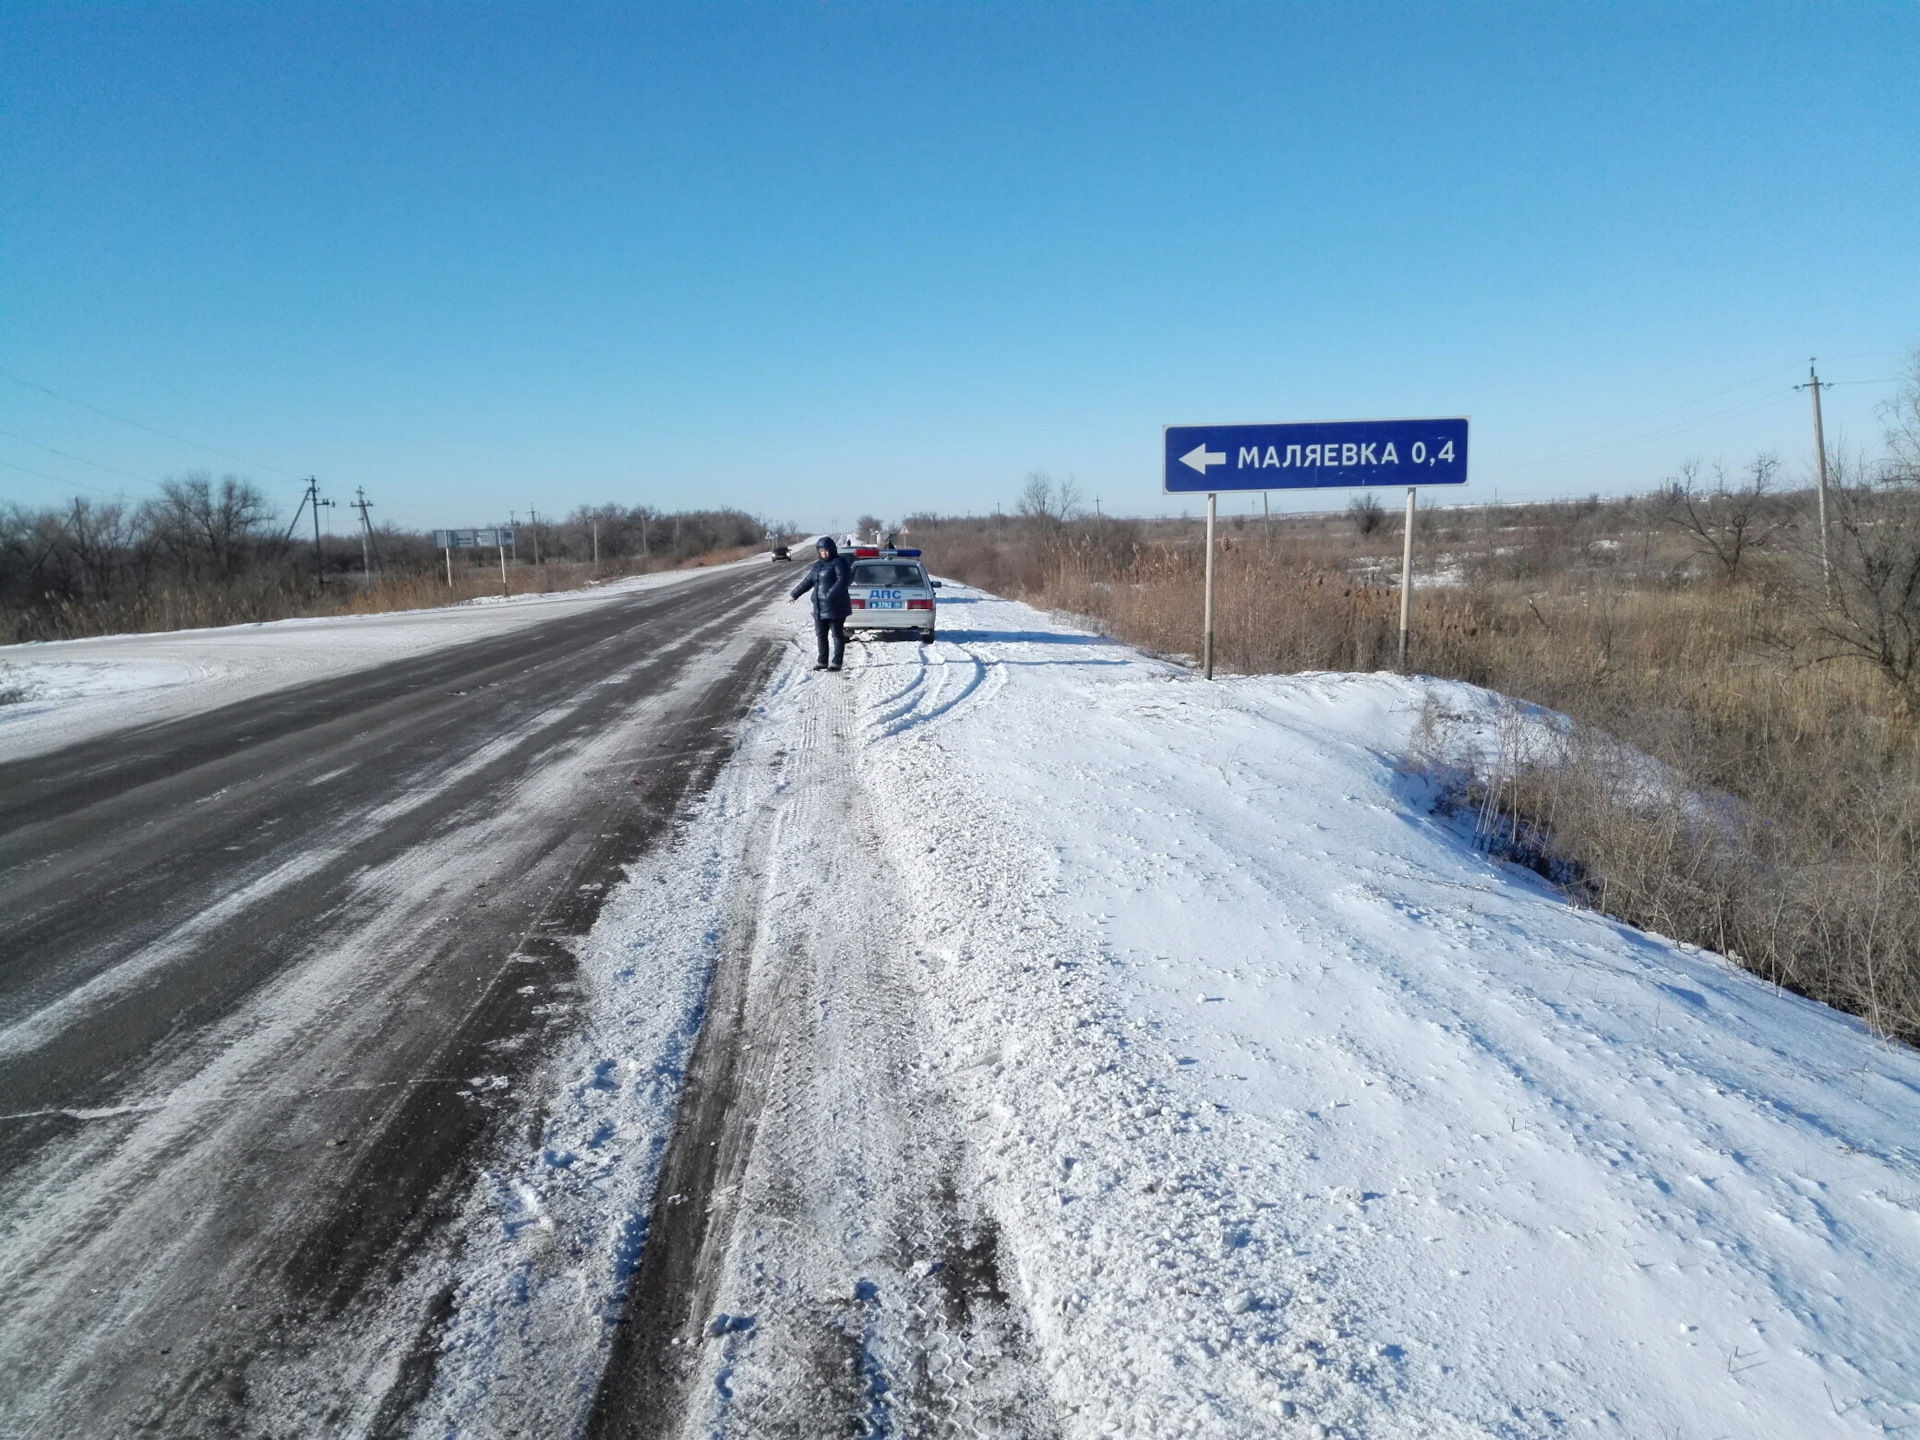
790, 539, 854, 619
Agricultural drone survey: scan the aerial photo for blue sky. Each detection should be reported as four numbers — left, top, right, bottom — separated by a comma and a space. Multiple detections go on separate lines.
2, 3, 1915, 533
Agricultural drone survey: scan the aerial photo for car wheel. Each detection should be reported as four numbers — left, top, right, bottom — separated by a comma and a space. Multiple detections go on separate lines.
920, 628, 935, 643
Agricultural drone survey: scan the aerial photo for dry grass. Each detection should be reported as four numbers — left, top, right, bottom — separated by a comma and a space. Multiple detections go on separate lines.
912, 502, 1920, 1043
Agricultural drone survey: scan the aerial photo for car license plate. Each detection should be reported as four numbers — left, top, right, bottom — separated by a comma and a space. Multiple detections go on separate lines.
867, 600, 904, 609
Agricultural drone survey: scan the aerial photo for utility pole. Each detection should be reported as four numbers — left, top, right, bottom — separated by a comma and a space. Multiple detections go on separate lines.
591, 518, 599, 567
1263, 491, 1271, 549
508, 513, 518, 565
1797, 359, 1833, 597
528, 508, 541, 565
297, 476, 334, 588
352, 487, 375, 585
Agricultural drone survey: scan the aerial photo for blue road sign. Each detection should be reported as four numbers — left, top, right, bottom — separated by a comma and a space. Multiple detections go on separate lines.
1164, 418, 1468, 492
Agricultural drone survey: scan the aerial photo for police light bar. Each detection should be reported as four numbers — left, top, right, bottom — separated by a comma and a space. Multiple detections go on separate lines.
853, 546, 880, 558
881, 547, 922, 558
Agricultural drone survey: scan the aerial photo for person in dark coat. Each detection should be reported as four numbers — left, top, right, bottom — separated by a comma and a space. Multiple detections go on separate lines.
789, 535, 854, 670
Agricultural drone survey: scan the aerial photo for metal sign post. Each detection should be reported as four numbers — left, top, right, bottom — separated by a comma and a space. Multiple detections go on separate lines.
437, 528, 513, 595
1398, 487, 1417, 669
1164, 418, 1468, 678
1203, 492, 1217, 679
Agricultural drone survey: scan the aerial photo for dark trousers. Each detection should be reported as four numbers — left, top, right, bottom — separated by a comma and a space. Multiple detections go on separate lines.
814, 616, 846, 667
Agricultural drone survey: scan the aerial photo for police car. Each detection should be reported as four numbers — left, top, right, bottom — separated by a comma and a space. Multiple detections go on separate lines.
845, 546, 940, 643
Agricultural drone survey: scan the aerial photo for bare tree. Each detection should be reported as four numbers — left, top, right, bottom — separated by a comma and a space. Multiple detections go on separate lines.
1016, 471, 1057, 522
1661, 453, 1781, 581
145, 472, 273, 582
60, 498, 138, 600
1347, 491, 1385, 536
1016, 471, 1082, 523
1055, 475, 1084, 521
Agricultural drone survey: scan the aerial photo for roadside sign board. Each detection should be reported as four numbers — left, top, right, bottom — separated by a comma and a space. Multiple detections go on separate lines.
434, 528, 515, 548
1163, 418, 1469, 492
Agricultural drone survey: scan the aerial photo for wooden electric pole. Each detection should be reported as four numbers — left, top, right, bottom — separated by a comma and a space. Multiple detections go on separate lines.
1797, 359, 1833, 596
301, 477, 334, 588
352, 487, 375, 585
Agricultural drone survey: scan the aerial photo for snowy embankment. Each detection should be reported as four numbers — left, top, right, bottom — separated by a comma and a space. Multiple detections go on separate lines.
428, 582, 1920, 1438
0, 563, 750, 762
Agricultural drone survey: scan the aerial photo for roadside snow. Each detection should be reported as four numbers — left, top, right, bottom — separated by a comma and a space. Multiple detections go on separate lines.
424, 583, 1920, 1438
0, 562, 756, 762
855, 590, 1920, 1437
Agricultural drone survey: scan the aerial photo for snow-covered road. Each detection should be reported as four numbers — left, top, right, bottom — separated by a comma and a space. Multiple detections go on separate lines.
428, 583, 1920, 1440
0, 563, 791, 1438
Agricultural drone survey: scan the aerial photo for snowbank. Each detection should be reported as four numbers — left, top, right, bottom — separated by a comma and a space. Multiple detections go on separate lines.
856, 589, 1920, 1437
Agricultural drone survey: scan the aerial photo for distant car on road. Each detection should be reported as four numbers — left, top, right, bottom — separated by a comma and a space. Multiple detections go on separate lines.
770, 545, 791, 562
846, 546, 939, 643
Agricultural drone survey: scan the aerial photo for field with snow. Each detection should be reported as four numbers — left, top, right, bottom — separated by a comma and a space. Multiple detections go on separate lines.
411, 583, 1920, 1438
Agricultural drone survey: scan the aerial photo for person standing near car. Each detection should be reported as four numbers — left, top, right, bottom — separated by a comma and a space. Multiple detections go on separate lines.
789, 535, 853, 671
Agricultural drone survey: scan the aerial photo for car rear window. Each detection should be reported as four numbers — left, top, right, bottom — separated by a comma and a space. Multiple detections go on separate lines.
851, 562, 925, 586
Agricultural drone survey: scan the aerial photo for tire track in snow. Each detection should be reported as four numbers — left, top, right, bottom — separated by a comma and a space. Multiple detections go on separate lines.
866, 636, 1004, 741
589, 643, 1054, 1440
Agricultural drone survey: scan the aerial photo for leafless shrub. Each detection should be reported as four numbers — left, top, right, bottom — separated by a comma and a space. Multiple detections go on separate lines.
1799, 463, 1920, 708
1348, 492, 1385, 535
1661, 453, 1785, 582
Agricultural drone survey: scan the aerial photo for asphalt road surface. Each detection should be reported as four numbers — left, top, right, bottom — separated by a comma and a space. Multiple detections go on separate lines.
0, 563, 788, 1438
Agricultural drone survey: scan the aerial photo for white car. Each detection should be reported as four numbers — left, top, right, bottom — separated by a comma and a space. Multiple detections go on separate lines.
845, 546, 940, 643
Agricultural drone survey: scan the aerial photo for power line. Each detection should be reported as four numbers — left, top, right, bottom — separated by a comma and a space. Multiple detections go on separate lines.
1481, 362, 1905, 479
0, 426, 157, 485
0, 455, 130, 498
1478, 386, 1801, 477
0, 369, 300, 478
1488, 364, 1800, 471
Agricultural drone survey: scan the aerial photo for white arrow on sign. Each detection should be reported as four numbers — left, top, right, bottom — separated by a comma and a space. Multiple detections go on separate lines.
1179, 442, 1227, 475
